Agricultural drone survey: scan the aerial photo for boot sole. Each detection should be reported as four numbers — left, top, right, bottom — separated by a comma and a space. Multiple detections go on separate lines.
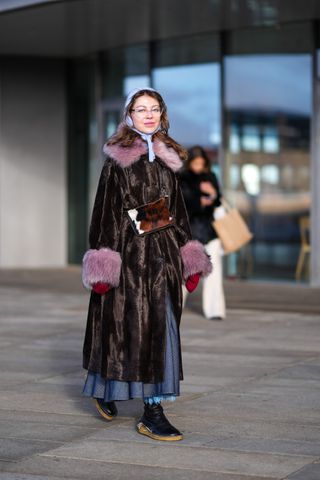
94, 399, 115, 421
137, 422, 183, 441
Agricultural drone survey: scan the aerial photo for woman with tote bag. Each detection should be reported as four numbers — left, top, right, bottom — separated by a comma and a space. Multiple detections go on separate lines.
180, 146, 226, 320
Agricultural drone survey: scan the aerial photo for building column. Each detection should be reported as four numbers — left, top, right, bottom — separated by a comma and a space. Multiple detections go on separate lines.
311, 25, 320, 286
0, 57, 67, 267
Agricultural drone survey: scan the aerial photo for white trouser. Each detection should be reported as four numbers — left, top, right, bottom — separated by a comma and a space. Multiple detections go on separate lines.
203, 238, 225, 318
183, 238, 226, 319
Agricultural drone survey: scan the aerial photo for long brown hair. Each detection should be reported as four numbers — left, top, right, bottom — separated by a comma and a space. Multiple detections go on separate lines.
107, 89, 187, 161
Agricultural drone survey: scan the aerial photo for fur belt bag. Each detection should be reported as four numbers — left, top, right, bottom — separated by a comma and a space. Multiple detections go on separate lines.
126, 197, 175, 236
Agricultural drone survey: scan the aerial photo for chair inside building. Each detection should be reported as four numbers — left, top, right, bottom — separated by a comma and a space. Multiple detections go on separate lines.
295, 216, 311, 281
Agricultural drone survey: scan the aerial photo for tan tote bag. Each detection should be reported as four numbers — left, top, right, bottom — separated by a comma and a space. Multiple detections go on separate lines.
212, 200, 253, 254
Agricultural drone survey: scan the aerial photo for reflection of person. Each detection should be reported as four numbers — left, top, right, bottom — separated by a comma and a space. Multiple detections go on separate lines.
81, 88, 212, 442
180, 145, 226, 320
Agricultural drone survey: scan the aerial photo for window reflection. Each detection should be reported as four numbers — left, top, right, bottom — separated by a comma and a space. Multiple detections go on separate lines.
242, 164, 260, 195
229, 164, 240, 189
153, 63, 221, 148
261, 164, 279, 186
123, 75, 150, 95
229, 126, 240, 153
95, 32, 313, 283
263, 127, 279, 153
225, 53, 311, 280
242, 125, 261, 152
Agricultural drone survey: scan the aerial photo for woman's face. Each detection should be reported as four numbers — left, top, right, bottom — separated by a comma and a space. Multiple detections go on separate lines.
189, 156, 206, 174
130, 94, 162, 134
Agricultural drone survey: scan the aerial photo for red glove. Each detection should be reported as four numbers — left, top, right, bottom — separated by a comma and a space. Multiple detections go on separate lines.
186, 273, 201, 293
92, 282, 110, 295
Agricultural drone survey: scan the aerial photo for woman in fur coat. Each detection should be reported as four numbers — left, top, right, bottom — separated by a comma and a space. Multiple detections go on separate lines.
82, 87, 212, 441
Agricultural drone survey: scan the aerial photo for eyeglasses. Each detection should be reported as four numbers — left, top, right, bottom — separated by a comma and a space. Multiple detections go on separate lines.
131, 107, 162, 117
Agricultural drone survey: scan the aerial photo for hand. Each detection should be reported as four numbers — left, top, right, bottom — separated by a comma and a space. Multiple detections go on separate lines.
200, 196, 214, 207
186, 273, 201, 293
200, 181, 216, 197
92, 282, 110, 295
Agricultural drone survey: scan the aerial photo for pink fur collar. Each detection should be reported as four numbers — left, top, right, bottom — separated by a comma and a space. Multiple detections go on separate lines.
103, 137, 183, 172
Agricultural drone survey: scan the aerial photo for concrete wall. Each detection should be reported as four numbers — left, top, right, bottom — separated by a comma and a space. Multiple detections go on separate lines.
0, 58, 67, 267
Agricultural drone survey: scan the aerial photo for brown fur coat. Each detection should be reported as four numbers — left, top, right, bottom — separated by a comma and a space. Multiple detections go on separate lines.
82, 137, 212, 383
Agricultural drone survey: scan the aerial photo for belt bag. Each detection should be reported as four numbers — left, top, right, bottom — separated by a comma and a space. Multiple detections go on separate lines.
126, 197, 175, 236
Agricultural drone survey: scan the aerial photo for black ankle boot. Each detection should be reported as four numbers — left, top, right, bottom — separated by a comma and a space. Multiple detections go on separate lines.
94, 398, 118, 421
137, 403, 183, 441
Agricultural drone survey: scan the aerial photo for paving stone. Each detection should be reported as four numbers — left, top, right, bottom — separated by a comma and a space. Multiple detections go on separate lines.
0, 360, 80, 376
37, 370, 84, 386
0, 372, 49, 387
174, 390, 320, 424
0, 474, 79, 480
173, 415, 320, 443
270, 364, 320, 381
252, 376, 320, 390
202, 436, 320, 456
0, 420, 103, 443
0, 268, 319, 480
88, 422, 320, 456
0, 410, 109, 428
0, 390, 93, 416
0, 438, 62, 462
285, 461, 320, 479
2, 378, 83, 395
36, 439, 314, 478
0, 456, 277, 480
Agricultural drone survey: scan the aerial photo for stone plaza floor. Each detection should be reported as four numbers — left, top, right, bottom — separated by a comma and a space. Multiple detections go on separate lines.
0, 268, 319, 480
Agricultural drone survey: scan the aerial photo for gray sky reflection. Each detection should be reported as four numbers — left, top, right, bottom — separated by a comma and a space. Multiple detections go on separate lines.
126, 54, 311, 147
225, 54, 311, 115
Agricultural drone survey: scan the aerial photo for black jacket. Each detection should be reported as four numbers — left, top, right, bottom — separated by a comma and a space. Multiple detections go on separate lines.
180, 169, 222, 245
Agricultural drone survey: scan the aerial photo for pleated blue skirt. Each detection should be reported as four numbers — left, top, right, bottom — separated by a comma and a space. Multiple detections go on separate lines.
82, 295, 180, 403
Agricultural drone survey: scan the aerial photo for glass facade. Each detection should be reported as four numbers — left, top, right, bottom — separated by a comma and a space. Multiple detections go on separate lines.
153, 63, 221, 148
152, 34, 221, 150
224, 53, 311, 280
223, 24, 312, 281
70, 22, 315, 283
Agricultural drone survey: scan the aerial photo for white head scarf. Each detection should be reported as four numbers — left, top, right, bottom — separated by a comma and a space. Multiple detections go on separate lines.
124, 87, 162, 162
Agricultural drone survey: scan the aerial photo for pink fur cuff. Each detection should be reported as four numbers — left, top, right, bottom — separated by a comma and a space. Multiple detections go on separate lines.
180, 240, 212, 280
82, 248, 122, 289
